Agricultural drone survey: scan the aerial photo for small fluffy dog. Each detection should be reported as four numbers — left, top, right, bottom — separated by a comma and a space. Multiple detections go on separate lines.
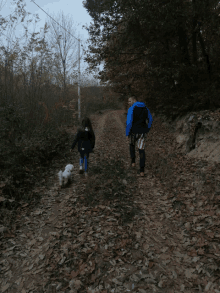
58, 164, 74, 187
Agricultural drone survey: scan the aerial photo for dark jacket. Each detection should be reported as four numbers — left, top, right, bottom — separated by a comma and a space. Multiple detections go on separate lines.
130, 106, 149, 135
71, 127, 95, 153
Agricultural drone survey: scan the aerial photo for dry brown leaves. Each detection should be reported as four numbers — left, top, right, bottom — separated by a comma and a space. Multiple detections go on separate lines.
1, 110, 220, 293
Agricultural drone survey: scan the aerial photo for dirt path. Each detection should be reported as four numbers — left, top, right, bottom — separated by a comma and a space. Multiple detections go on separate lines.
1, 109, 220, 293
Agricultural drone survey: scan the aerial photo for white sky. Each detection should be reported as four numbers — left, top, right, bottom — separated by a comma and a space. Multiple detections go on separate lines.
0, 0, 103, 85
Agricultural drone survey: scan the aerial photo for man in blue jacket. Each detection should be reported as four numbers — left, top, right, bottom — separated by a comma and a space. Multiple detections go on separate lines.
126, 96, 153, 177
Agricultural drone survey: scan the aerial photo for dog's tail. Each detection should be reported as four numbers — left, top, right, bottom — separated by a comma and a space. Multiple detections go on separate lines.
58, 170, 63, 186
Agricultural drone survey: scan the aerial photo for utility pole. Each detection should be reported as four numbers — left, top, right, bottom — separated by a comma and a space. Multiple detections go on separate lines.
78, 35, 81, 120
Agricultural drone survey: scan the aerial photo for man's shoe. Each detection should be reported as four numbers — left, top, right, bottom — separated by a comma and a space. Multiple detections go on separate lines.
140, 172, 144, 177
132, 163, 136, 167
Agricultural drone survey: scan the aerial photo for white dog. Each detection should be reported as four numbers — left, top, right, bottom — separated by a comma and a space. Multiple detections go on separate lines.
58, 164, 74, 187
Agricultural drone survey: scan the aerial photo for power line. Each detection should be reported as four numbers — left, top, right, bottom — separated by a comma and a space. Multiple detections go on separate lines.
30, 0, 80, 42
30, 0, 86, 120
30, 0, 85, 66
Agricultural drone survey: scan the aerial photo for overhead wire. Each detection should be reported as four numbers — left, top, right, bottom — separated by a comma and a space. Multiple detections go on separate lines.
30, 0, 85, 65
30, 0, 79, 41
0, 1, 88, 82
0, 3, 83, 62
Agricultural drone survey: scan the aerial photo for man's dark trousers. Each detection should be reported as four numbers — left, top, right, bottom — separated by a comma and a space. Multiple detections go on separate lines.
129, 133, 146, 173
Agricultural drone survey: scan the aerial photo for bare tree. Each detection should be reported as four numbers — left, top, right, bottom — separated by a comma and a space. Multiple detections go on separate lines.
45, 11, 78, 95
0, 0, 7, 11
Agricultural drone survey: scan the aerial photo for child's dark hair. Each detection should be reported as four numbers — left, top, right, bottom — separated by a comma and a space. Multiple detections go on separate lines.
81, 117, 93, 131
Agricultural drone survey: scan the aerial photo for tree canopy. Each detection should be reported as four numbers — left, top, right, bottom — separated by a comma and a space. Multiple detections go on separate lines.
83, 0, 220, 119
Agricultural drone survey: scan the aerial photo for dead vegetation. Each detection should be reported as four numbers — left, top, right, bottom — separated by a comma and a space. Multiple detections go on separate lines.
1, 109, 220, 293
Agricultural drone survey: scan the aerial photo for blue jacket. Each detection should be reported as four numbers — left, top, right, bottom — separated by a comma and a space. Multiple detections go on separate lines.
126, 102, 153, 136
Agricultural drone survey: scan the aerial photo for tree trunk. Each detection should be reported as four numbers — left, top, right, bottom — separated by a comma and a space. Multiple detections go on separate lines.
177, 21, 191, 65
197, 30, 211, 80
192, 0, 198, 66
192, 19, 198, 65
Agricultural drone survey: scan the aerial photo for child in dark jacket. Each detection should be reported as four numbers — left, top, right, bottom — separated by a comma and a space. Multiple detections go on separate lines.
70, 117, 95, 177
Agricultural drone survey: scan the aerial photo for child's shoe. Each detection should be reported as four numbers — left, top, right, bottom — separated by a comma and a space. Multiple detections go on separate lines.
79, 166, 84, 174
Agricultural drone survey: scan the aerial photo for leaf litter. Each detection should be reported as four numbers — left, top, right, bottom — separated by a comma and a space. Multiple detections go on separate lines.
0, 109, 220, 292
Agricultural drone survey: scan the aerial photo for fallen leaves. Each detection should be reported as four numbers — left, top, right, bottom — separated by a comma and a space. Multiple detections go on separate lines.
185, 268, 196, 279
159, 253, 170, 260
1, 111, 220, 293
2, 283, 10, 292
69, 278, 82, 290
185, 222, 191, 230
197, 248, 205, 255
